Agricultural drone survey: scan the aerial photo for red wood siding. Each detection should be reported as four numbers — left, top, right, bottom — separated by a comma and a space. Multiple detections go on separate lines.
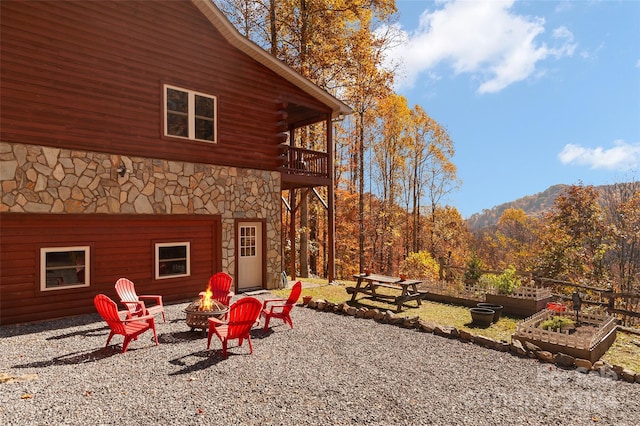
0, 0, 331, 170
0, 213, 222, 325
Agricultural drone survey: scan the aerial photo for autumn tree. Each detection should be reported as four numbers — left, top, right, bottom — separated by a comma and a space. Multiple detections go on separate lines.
369, 94, 411, 273
484, 208, 541, 271
601, 181, 640, 293
282, 1, 394, 277
341, 5, 397, 273
536, 184, 611, 283
470, 226, 501, 271
422, 205, 470, 271
214, 0, 270, 43
404, 105, 458, 255
334, 188, 386, 277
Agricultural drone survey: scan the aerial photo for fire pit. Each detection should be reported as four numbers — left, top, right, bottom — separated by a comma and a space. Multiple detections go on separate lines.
184, 298, 229, 331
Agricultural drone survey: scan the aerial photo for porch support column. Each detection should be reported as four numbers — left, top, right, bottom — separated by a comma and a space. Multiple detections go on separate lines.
288, 126, 297, 282
289, 188, 297, 281
326, 115, 335, 282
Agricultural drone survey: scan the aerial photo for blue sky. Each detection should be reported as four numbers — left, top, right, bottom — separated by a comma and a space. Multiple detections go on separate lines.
387, 0, 640, 218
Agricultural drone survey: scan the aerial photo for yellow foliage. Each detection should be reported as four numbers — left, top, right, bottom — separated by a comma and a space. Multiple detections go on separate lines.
400, 251, 439, 281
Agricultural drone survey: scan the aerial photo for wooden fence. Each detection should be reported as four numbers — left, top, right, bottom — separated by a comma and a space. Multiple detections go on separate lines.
515, 310, 618, 350
443, 264, 640, 326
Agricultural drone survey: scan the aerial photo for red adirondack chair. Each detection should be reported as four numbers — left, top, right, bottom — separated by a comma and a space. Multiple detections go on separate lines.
207, 297, 261, 359
93, 294, 158, 353
200, 272, 235, 307
115, 277, 166, 322
260, 281, 302, 332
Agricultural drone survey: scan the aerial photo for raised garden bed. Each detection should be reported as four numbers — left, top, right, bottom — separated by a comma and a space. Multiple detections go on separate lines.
513, 309, 618, 363
420, 291, 481, 308
486, 285, 552, 317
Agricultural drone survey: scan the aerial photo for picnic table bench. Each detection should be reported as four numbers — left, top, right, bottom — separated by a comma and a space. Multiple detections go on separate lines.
346, 273, 424, 312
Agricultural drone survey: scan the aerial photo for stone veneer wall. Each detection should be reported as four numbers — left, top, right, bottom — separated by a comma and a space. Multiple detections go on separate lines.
0, 142, 282, 287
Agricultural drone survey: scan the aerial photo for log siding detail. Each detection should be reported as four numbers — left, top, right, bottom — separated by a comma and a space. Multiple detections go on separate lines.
0, 0, 332, 170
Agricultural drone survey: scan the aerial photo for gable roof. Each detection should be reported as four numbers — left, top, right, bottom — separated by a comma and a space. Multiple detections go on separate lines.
192, 0, 352, 120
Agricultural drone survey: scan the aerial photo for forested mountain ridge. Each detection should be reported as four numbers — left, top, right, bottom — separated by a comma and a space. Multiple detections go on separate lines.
465, 183, 634, 230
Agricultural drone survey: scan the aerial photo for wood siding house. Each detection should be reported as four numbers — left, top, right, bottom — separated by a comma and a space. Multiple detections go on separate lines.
0, 0, 351, 325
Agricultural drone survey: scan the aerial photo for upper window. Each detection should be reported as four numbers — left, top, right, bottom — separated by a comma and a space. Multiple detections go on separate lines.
164, 85, 216, 143
155, 242, 191, 280
40, 246, 90, 291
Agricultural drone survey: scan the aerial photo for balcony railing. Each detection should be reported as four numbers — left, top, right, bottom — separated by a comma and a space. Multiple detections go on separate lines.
280, 146, 329, 179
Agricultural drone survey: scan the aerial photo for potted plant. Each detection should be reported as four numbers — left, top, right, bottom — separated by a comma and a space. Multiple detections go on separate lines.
470, 307, 494, 327
477, 302, 503, 322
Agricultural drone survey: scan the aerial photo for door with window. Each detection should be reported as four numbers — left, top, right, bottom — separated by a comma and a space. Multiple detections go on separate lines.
236, 221, 263, 291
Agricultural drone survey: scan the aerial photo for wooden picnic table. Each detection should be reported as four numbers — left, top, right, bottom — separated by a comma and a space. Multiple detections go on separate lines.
346, 273, 424, 312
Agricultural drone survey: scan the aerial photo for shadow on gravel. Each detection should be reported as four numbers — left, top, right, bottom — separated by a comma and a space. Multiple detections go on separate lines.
46, 325, 110, 341
0, 314, 103, 338
12, 347, 121, 369
168, 350, 222, 374
169, 347, 260, 374
158, 330, 206, 344
168, 330, 272, 374
248, 328, 272, 340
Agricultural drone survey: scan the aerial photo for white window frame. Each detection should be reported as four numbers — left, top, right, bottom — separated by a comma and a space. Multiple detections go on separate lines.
155, 241, 191, 280
164, 84, 217, 143
40, 246, 90, 291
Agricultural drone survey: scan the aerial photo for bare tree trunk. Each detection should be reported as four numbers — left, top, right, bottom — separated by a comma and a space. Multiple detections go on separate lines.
358, 112, 365, 272
269, 0, 277, 55
309, 204, 317, 275
414, 166, 422, 253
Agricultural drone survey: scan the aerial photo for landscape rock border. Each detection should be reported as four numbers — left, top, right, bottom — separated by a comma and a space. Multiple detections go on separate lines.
306, 298, 639, 384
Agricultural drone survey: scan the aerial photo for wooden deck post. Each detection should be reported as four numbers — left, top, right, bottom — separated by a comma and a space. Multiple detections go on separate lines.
327, 115, 335, 283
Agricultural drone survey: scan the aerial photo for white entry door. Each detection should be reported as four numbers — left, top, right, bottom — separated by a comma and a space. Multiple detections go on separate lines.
237, 222, 263, 291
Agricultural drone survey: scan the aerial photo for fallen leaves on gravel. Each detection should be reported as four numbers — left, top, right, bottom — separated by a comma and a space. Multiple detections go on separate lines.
0, 372, 38, 384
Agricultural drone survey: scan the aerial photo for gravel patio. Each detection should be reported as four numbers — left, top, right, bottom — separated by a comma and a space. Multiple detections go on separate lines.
1, 292, 639, 426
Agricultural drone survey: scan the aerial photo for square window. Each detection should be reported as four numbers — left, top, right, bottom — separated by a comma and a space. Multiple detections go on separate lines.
40, 246, 90, 291
164, 85, 216, 143
155, 242, 190, 279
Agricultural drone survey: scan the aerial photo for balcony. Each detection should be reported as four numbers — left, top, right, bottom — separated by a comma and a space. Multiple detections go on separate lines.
280, 146, 331, 189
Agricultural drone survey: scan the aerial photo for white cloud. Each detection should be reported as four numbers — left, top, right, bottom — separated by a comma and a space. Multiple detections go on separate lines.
558, 140, 640, 171
387, 0, 576, 94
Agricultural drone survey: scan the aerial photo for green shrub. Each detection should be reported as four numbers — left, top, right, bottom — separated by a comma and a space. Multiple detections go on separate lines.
540, 316, 575, 331
464, 254, 483, 282
478, 266, 521, 295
